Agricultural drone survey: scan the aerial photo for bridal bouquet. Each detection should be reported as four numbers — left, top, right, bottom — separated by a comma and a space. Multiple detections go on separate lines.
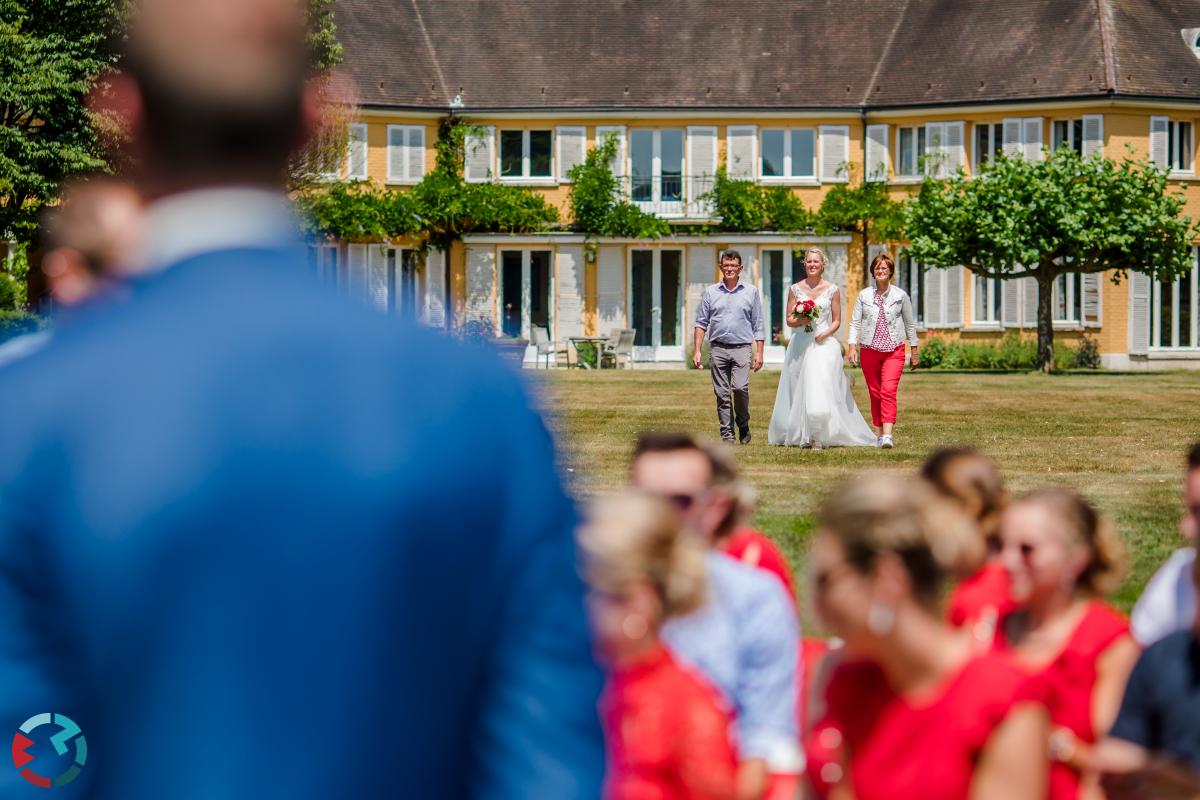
790, 298, 819, 332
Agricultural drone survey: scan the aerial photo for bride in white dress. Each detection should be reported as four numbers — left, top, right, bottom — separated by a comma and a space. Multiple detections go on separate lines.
768, 248, 878, 448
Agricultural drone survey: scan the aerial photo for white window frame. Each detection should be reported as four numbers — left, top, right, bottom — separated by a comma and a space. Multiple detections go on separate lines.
629, 128, 685, 208
1051, 272, 1084, 326
1169, 120, 1195, 175
497, 129, 556, 184
972, 122, 1002, 174
496, 249, 555, 340
346, 122, 368, 181
308, 243, 339, 288
759, 128, 817, 183
1150, 247, 1200, 350
1052, 119, 1085, 156
972, 273, 1002, 327
385, 124, 425, 184
895, 125, 926, 180
896, 251, 926, 327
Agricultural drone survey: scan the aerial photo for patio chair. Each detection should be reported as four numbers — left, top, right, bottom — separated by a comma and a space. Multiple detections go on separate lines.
531, 326, 570, 368
601, 328, 636, 369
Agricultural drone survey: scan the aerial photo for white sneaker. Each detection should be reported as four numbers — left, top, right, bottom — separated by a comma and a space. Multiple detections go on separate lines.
880, 435, 894, 449
875, 436, 883, 448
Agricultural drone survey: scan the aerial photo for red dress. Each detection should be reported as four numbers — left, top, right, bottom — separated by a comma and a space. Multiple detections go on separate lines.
719, 528, 796, 601
946, 561, 1015, 641
601, 644, 738, 800
812, 653, 1036, 800
994, 601, 1130, 800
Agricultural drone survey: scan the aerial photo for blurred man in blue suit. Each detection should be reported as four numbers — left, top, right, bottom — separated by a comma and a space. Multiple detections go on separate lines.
0, 0, 605, 797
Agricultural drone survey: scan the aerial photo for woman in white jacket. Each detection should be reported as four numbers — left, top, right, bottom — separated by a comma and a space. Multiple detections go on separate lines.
847, 253, 919, 448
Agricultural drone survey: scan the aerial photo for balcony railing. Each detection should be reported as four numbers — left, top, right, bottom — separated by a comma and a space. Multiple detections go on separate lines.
617, 174, 718, 220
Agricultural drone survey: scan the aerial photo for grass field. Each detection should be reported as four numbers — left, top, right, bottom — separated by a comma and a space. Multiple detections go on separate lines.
538, 368, 1200, 617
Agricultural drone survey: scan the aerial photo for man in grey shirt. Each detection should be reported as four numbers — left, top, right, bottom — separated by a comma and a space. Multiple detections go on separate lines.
692, 250, 765, 443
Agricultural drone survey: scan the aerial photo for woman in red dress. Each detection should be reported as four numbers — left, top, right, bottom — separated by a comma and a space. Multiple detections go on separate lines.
806, 476, 1048, 800
995, 488, 1141, 800
922, 447, 1014, 646
579, 493, 738, 800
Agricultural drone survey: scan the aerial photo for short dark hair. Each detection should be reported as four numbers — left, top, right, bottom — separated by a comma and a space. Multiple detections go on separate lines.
1188, 442, 1200, 472
720, 250, 742, 266
632, 431, 738, 487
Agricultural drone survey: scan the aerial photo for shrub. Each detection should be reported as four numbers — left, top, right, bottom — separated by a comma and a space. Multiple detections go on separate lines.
917, 331, 1086, 371
1072, 333, 1102, 369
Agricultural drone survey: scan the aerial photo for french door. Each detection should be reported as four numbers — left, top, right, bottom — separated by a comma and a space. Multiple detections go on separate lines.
499, 249, 553, 340
629, 249, 683, 361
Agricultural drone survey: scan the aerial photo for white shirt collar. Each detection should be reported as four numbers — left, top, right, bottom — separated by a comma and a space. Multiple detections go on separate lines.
137, 187, 300, 272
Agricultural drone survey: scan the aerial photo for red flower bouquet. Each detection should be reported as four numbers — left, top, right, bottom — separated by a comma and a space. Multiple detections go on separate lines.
790, 298, 819, 332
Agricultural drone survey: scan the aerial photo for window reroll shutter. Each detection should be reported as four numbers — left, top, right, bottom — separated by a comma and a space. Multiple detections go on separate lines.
1023, 118, 1043, 162
387, 126, 405, 182
464, 126, 494, 183
465, 246, 496, 325
924, 122, 946, 177
556, 127, 586, 182
1082, 115, 1104, 159
945, 266, 963, 326
556, 247, 585, 340
597, 245, 625, 331
1150, 117, 1170, 169
367, 246, 389, 310
423, 249, 447, 328
945, 122, 966, 174
727, 126, 757, 179
686, 126, 718, 213
925, 265, 944, 326
348, 123, 368, 180
1002, 118, 1023, 159
819, 125, 849, 183
865, 124, 889, 181
407, 127, 426, 181
1082, 272, 1102, 327
1129, 271, 1151, 355
1002, 275, 1021, 327
1021, 277, 1039, 327
596, 125, 627, 178
347, 243, 367, 299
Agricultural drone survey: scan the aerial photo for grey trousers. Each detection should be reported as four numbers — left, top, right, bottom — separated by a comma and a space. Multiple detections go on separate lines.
709, 343, 752, 441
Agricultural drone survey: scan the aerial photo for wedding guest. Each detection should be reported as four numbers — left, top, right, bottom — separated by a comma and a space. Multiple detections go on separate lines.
922, 447, 1014, 644
1129, 442, 1199, 647
846, 252, 918, 449
632, 432, 800, 800
693, 250, 765, 445
996, 488, 1140, 800
807, 476, 1047, 800
717, 482, 797, 602
580, 492, 737, 800
1093, 551, 1200, 800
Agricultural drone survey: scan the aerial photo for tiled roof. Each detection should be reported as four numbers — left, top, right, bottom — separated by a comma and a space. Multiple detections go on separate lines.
335, 0, 1200, 111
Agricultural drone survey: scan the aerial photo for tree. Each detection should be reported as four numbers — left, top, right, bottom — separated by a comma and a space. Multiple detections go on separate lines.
289, 0, 349, 190
907, 146, 1196, 372
816, 171, 907, 284
0, 0, 121, 244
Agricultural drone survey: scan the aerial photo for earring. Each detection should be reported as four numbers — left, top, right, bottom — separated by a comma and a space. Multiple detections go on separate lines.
622, 614, 648, 640
867, 603, 895, 636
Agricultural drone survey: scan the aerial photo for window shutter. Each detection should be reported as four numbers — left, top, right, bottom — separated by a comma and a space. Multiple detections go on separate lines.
556, 247, 585, 339
597, 245, 626, 331
367, 246, 389, 310
1128, 271, 1151, 355
464, 126, 494, 183
407, 127, 426, 181
945, 122, 966, 174
556, 126, 586, 182
1082, 272, 1102, 327
924, 122, 946, 177
727, 125, 757, 179
348, 123, 368, 180
423, 249, 448, 328
1002, 276, 1021, 327
1002, 118, 1023, 159
1021, 277, 1039, 327
596, 125, 627, 178
819, 125, 849, 183
387, 125, 405, 182
347, 243, 368, 299
865, 124, 889, 181
1023, 118, 1043, 162
1150, 117, 1170, 169
925, 265, 944, 326
945, 266, 963, 326
686, 126, 718, 215
465, 246, 496, 325
1082, 115, 1104, 159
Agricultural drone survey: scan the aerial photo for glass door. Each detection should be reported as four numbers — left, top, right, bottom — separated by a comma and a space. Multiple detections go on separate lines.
629, 249, 684, 361
498, 250, 555, 363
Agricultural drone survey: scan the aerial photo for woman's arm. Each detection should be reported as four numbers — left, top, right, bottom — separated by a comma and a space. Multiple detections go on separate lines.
900, 293, 918, 346
1093, 635, 1141, 740
847, 291, 862, 344
786, 286, 803, 329
972, 702, 1050, 800
817, 289, 841, 343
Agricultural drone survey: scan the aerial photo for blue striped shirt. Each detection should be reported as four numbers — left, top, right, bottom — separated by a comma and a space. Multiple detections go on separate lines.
695, 282, 765, 345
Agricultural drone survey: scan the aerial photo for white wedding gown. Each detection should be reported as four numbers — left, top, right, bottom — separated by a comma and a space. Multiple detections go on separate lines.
768, 284, 878, 447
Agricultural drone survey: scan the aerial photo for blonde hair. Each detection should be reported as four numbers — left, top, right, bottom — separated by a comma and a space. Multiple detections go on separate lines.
818, 475, 984, 610
921, 448, 1008, 554
1010, 488, 1127, 597
803, 247, 828, 267
578, 492, 707, 618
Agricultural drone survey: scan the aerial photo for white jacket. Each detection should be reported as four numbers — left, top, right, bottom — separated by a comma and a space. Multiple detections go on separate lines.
848, 285, 918, 348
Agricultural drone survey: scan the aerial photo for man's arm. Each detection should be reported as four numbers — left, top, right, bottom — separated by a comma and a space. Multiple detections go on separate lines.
750, 291, 765, 371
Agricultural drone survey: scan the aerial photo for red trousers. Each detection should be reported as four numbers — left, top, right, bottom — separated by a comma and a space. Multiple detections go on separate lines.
860, 345, 906, 427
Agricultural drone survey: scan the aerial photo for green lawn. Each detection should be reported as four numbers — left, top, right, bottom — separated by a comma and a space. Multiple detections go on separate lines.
538, 368, 1200, 618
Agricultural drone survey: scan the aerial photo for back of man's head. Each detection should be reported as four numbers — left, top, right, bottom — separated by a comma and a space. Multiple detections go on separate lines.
120, 0, 313, 190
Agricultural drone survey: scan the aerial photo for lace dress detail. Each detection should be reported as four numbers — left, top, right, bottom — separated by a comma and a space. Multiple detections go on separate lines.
768, 284, 877, 447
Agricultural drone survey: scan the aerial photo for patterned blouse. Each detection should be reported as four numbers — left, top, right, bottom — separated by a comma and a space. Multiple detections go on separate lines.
868, 291, 900, 352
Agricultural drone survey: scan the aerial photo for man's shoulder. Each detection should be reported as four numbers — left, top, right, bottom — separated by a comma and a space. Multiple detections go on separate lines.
707, 551, 791, 606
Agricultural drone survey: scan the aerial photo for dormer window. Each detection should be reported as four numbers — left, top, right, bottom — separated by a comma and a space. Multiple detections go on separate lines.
1183, 28, 1200, 59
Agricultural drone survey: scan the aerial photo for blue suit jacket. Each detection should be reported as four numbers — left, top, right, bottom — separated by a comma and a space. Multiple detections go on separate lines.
0, 246, 605, 798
